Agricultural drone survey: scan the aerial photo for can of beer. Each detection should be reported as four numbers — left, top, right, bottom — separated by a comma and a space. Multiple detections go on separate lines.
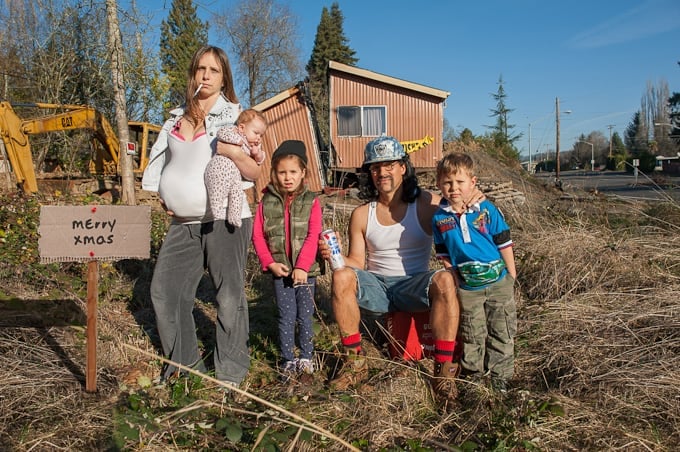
321, 229, 345, 271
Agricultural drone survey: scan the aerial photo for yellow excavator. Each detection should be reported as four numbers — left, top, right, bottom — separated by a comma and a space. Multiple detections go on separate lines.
0, 101, 160, 193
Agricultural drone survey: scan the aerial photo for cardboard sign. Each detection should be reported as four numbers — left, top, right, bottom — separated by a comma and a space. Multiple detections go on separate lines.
39, 205, 151, 263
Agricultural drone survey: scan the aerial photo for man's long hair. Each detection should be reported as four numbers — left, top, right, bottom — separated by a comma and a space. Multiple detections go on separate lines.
358, 155, 421, 203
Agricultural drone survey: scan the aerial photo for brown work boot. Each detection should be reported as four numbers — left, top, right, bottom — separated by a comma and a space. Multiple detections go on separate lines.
430, 361, 461, 409
329, 352, 369, 391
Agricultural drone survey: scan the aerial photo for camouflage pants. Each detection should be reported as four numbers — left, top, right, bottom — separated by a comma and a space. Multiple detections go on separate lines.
458, 274, 516, 381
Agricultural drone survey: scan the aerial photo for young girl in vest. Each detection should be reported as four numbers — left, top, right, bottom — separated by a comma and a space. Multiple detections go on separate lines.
251, 140, 323, 382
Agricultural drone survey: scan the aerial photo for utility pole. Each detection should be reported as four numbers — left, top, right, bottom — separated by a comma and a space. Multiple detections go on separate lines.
555, 97, 562, 187
607, 124, 615, 158
528, 122, 532, 172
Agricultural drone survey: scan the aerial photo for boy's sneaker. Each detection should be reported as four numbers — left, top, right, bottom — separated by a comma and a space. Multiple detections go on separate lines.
280, 359, 299, 384
297, 358, 315, 374
490, 378, 508, 393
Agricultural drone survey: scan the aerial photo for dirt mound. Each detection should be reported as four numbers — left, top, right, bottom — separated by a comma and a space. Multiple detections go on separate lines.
417, 143, 540, 205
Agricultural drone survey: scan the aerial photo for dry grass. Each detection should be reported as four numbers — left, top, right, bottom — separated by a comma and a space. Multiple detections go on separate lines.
508, 196, 680, 451
0, 155, 678, 450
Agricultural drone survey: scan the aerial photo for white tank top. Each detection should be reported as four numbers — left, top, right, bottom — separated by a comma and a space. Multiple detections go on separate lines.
159, 133, 213, 222
365, 200, 433, 276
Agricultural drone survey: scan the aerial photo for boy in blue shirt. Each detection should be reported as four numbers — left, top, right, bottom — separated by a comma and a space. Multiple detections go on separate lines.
432, 152, 517, 392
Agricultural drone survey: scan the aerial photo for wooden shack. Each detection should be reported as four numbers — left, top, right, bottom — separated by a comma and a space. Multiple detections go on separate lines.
328, 61, 450, 173
251, 84, 325, 202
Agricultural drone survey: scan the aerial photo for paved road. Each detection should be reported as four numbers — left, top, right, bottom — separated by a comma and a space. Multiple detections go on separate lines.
533, 170, 680, 202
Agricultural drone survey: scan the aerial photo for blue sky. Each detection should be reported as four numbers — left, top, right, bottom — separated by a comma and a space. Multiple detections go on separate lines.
135, 0, 680, 158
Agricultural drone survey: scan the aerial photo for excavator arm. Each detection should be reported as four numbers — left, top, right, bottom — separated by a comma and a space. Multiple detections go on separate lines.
0, 101, 40, 192
16, 102, 121, 177
0, 101, 160, 193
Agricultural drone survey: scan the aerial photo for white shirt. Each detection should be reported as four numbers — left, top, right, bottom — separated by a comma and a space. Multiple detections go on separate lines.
365, 201, 433, 276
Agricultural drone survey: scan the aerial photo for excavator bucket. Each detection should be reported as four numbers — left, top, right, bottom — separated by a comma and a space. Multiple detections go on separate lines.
0, 101, 39, 192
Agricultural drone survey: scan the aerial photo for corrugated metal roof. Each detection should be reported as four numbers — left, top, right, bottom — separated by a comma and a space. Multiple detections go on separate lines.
329, 61, 450, 100
251, 86, 325, 201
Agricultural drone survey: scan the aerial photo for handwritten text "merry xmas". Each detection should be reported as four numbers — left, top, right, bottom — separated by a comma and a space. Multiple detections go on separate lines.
72, 218, 117, 245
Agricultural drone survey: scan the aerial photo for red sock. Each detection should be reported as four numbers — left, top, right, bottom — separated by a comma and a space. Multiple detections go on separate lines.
341, 332, 362, 353
434, 339, 456, 364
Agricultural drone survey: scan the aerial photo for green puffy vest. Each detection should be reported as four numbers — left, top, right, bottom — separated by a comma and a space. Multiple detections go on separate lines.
261, 184, 323, 276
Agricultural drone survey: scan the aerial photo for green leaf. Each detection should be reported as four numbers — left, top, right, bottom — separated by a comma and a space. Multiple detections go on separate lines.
215, 417, 230, 432
548, 403, 565, 416
299, 428, 313, 441
119, 423, 140, 441
460, 439, 480, 451
224, 423, 243, 443
128, 393, 142, 411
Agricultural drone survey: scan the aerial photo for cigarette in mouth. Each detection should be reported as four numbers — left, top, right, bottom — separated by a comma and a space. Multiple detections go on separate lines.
193, 84, 203, 97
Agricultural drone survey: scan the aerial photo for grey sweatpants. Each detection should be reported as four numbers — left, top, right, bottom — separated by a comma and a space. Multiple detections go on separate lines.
151, 218, 252, 384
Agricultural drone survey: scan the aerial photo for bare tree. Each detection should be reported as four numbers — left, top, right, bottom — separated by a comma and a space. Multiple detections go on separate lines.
571, 131, 607, 167
1, 1, 163, 180
106, 0, 134, 204
213, 0, 303, 106
118, 0, 167, 124
642, 79, 673, 154
1, 1, 114, 173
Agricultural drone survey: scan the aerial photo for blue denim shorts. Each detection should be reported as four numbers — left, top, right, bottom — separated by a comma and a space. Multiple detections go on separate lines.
352, 268, 444, 314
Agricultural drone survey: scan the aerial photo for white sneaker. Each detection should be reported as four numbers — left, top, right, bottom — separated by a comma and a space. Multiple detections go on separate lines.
297, 358, 315, 374
280, 359, 298, 383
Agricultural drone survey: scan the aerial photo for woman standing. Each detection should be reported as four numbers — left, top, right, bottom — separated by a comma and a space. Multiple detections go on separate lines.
142, 45, 260, 387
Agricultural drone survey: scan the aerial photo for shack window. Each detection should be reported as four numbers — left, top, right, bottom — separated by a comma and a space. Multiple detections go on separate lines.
338, 105, 386, 137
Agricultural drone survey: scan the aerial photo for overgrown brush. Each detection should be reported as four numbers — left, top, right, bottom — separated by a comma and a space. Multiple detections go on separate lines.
0, 180, 678, 450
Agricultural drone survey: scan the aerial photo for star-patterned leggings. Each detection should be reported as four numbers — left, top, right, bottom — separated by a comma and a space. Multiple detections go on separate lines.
273, 276, 316, 363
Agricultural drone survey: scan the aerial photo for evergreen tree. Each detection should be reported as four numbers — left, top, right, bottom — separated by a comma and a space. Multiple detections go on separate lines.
623, 111, 657, 172
486, 75, 520, 160
459, 128, 475, 144
624, 111, 648, 156
306, 2, 357, 148
487, 75, 520, 145
160, 0, 208, 108
610, 131, 627, 158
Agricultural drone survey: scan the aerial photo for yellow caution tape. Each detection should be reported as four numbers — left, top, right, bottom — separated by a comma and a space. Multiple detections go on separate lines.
401, 135, 434, 154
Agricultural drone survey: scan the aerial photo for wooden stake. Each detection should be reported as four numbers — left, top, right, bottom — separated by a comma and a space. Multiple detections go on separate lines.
86, 260, 98, 392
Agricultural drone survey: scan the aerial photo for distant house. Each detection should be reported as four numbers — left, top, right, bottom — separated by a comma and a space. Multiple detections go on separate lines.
655, 153, 680, 175
251, 84, 326, 202
327, 61, 450, 174
248, 62, 451, 198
